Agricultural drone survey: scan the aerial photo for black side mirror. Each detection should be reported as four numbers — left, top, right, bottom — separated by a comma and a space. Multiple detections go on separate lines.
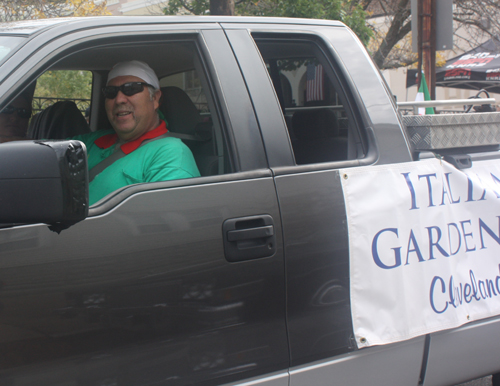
0, 140, 88, 231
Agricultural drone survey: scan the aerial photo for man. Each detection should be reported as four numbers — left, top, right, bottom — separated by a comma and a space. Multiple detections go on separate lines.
0, 90, 33, 143
73, 60, 200, 205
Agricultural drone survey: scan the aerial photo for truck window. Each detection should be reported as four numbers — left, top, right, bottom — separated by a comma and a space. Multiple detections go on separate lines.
253, 38, 365, 165
159, 69, 223, 177
25, 70, 93, 139
0, 36, 26, 65
12, 37, 230, 206
32, 70, 92, 116
161, 70, 208, 113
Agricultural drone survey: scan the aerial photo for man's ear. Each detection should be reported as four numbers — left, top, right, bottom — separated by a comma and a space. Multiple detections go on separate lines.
153, 89, 162, 110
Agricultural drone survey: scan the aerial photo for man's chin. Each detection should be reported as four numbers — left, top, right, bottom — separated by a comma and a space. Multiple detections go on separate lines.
114, 127, 139, 142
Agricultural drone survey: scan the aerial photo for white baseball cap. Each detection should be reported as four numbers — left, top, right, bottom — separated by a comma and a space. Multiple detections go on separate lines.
107, 60, 160, 89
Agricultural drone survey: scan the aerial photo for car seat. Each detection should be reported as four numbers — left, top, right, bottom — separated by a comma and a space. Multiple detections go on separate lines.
159, 86, 219, 176
28, 101, 90, 139
291, 109, 347, 164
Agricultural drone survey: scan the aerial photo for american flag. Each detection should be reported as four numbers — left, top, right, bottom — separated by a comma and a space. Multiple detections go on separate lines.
306, 64, 324, 102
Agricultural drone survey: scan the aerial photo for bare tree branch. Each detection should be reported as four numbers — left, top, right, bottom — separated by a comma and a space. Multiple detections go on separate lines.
369, 0, 412, 68
368, 0, 500, 69
453, 0, 500, 51
210, 0, 234, 15
178, 0, 196, 14
0, 0, 107, 21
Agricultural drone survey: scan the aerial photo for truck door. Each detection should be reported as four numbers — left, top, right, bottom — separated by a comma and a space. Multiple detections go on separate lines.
0, 22, 288, 386
222, 22, 427, 386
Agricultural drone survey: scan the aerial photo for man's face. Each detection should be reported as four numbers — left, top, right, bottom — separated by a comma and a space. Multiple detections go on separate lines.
105, 75, 161, 142
0, 95, 31, 142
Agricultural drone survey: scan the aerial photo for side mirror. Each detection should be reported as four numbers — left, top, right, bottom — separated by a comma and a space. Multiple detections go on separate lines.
0, 140, 88, 231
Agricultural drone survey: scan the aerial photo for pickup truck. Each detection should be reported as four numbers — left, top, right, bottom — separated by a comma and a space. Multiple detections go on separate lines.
1, 15, 500, 386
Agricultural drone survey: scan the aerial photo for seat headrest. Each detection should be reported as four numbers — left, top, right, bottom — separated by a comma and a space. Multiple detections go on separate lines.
28, 101, 90, 139
292, 109, 339, 141
159, 86, 200, 135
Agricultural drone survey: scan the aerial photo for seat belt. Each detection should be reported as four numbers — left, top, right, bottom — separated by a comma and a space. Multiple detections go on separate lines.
88, 131, 197, 183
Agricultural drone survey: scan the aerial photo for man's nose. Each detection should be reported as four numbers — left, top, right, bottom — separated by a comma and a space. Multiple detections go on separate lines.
114, 90, 128, 103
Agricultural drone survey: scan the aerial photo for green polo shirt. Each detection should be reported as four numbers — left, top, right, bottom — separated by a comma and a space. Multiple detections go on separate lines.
73, 120, 200, 205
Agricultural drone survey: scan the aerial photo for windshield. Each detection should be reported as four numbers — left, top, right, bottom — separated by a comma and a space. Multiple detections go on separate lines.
0, 36, 26, 64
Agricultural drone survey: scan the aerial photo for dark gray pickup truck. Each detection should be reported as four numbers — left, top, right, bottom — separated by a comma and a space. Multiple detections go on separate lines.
1, 16, 500, 386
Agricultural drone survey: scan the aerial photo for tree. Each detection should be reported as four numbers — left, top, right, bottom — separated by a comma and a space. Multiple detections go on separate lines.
66, 0, 110, 16
1, 0, 108, 106
35, 70, 93, 100
0, 0, 109, 21
164, 0, 372, 45
210, 0, 234, 15
363, 0, 413, 69
453, 0, 500, 50
1, 0, 65, 20
32, 70, 93, 113
363, 0, 500, 69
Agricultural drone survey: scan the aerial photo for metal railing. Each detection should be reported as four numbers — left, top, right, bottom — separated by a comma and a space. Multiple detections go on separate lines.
397, 98, 497, 115
32, 97, 91, 114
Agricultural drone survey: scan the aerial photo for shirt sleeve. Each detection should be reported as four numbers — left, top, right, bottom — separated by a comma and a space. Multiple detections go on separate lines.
144, 138, 201, 182
70, 130, 114, 152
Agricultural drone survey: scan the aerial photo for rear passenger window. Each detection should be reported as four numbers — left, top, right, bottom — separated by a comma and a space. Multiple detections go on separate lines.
33, 70, 92, 116
161, 70, 207, 111
28, 70, 92, 140
254, 38, 365, 165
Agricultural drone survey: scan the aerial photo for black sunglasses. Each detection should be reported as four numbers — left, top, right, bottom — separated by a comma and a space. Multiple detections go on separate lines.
0, 105, 32, 119
102, 82, 154, 99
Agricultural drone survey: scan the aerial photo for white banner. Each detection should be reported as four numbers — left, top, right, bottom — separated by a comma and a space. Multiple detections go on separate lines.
341, 158, 500, 348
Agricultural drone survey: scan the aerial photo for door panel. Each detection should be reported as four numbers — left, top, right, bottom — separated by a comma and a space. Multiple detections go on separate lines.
275, 170, 425, 386
289, 336, 425, 386
221, 371, 289, 386
0, 176, 288, 386
227, 26, 424, 382
274, 170, 353, 364
424, 317, 500, 386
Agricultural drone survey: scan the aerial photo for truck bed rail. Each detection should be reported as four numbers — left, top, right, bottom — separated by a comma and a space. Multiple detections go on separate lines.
403, 112, 500, 151
397, 98, 497, 115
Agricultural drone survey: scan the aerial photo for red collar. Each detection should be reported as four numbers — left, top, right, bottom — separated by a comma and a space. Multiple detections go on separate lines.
94, 120, 168, 155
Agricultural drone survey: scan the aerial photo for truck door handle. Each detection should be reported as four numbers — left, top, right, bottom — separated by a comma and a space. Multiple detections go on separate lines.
227, 225, 274, 242
222, 215, 276, 262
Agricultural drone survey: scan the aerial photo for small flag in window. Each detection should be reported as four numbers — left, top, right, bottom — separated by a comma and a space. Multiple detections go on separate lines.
306, 64, 324, 102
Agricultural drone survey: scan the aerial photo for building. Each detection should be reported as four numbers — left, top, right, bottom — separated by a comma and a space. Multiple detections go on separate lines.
104, 0, 165, 16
